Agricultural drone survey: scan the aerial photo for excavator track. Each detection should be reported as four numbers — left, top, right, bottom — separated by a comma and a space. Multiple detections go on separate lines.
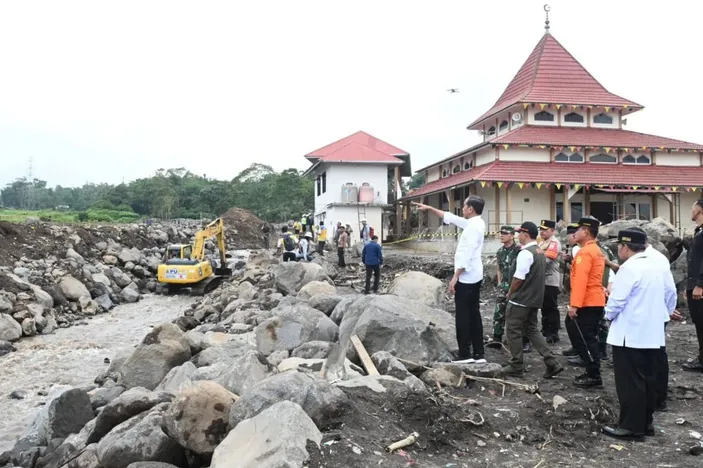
189, 275, 225, 296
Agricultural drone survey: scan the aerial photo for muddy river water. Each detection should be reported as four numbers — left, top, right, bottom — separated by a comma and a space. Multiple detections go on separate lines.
0, 294, 195, 453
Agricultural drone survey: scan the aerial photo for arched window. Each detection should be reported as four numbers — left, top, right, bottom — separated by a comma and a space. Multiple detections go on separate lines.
555, 152, 583, 163
499, 120, 509, 131
535, 111, 555, 122
487, 126, 496, 136
442, 169, 448, 178
636, 155, 651, 164
565, 112, 584, 123
464, 160, 473, 171
555, 152, 569, 162
593, 113, 613, 124
569, 153, 584, 162
622, 154, 636, 164
453, 165, 460, 174
589, 153, 617, 163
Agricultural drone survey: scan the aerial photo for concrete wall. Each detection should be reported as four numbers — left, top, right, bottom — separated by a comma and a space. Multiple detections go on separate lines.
476, 147, 496, 166
500, 147, 550, 163
655, 151, 700, 166
323, 205, 384, 245
313, 163, 389, 217
427, 166, 440, 183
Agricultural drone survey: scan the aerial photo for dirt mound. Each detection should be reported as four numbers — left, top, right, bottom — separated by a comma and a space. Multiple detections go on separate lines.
221, 207, 271, 250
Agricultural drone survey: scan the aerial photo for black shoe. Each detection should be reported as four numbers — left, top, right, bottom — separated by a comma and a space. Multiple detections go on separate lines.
523, 342, 532, 353
655, 401, 668, 412
682, 360, 703, 373
568, 356, 587, 367
562, 347, 578, 357
601, 426, 645, 442
573, 374, 603, 389
646, 424, 656, 436
486, 338, 503, 350
502, 365, 524, 377
601, 353, 609, 361
544, 362, 564, 379
546, 335, 560, 344
472, 354, 486, 363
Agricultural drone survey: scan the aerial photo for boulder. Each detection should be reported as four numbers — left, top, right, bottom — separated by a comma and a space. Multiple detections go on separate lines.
155, 362, 197, 394
45, 388, 95, 441
30, 285, 55, 311
192, 333, 256, 367
228, 372, 349, 429
236, 281, 257, 301
92, 273, 111, 287
308, 293, 343, 316
103, 255, 119, 265
0, 313, 22, 342
0, 339, 16, 356
311, 256, 338, 280
118, 248, 143, 265
421, 366, 462, 387
212, 401, 321, 468
185, 330, 236, 354
297, 281, 336, 300
436, 361, 504, 378
272, 262, 331, 295
672, 249, 688, 290
351, 242, 364, 258
277, 357, 363, 378
0, 295, 13, 313
164, 381, 238, 455
21, 318, 37, 336
66, 248, 85, 263
96, 408, 186, 468
371, 351, 412, 380
388, 271, 444, 307
255, 304, 338, 355
79, 296, 99, 315
88, 387, 173, 444
119, 323, 192, 390
128, 463, 180, 468
267, 350, 289, 367
59, 276, 91, 301
329, 296, 359, 325
292, 341, 335, 359
95, 294, 114, 311
215, 350, 275, 396
89, 382, 126, 410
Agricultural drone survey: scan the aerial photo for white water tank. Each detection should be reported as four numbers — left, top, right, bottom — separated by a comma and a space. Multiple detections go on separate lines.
341, 183, 358, 203
359, 183, 374, 203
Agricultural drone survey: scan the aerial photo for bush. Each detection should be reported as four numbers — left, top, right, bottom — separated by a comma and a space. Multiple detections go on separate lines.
77, 212, 89, 222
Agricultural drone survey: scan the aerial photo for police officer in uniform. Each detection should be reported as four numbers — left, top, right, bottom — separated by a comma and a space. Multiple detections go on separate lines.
487, 226, 520, 349
538, 219, 562, 344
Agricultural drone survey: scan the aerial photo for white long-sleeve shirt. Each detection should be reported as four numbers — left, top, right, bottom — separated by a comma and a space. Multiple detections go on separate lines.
443, 212, 485, 284
605, 252, 677, 349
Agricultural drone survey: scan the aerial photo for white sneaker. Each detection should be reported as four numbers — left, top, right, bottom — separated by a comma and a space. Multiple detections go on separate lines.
452, 358, 475, 364
473, 358, 487, 364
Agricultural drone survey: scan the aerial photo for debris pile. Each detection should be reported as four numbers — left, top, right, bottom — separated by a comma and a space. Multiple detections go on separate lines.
220, 207, 271, 250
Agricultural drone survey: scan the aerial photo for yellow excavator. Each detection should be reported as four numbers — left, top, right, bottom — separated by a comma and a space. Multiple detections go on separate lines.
157, 218, 232, 295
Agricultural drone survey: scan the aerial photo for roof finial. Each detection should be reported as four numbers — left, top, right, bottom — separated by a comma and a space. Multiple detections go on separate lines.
544, 4, 551, 34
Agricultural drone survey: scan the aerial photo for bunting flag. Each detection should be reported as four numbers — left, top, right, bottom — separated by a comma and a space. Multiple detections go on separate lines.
623, 104, 629, 109
632, 186, 639, 190
569, 146, 576, 152
480, 181, 487, 188
596, 184, 605, 188
641, 146, 647, 150
587, 105, 593, 109
518, 182, 525, 189
571, 105, 578, 110
653, 186, 660, 191
556, 184, 562, 189
659, 146, 665, 150
497, 182, 504, 188
523, 103, 530, 109
604, 106, 611, 112
622, 148, 630, 153
556, 104, 562, 109
605, 147, 612, 153
538, 145, 546, 149
672, 187, 678, 192
536, 183, 543, 189
503, 144, 509, 150
574, 184, 581, 191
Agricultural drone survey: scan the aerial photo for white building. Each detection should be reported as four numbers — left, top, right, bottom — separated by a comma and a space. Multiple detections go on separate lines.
304, 131, 411, 244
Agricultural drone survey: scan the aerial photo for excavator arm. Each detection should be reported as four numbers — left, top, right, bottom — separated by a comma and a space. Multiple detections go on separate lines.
192, 218, 224, 261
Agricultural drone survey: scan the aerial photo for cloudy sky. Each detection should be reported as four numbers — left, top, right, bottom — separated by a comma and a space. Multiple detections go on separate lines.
1, 0, 700, 188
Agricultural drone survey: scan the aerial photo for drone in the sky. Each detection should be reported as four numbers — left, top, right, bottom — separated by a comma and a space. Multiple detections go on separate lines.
447, 88, 460, 93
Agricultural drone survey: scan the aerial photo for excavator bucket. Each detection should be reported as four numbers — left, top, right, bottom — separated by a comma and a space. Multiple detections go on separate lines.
215, 267, 232, 277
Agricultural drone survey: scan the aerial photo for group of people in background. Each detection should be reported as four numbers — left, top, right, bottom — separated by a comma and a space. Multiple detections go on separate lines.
414, 195, 703, 442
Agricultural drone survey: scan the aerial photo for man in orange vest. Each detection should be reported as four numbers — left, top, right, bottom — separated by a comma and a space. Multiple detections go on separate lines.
566, 217, 606, 389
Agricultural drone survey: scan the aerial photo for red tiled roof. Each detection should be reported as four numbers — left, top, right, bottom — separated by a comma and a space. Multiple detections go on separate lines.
468, 34, 641, 129
494, 126, 703, 151
402, 160, 703, 200
305, 131, 409, 159
319, 141, 404, 164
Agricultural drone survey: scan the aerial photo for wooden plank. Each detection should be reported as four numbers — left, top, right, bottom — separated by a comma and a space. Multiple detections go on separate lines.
350, 335, 379, 376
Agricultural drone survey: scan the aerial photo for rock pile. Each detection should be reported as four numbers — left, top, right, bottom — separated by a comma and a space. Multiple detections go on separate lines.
2, 252, 491, 468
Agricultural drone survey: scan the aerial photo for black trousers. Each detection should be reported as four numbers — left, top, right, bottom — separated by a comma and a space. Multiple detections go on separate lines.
654, 322, 669, 407
541, 286, 561, 337
282, 252, 296, 262
613, 345, 657, 434
686, 290, 703, 362
455, 280, 483, 359
565, 307, 603, 378
365, 265, 380, 293
337, 248, 346, 267
318, 241, 325, 255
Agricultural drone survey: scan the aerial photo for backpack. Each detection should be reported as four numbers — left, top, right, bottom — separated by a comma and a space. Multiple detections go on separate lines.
283, 234, 296, 252
368, 226, 375, 238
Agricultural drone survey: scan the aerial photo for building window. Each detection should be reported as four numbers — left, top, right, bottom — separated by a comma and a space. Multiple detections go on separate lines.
442, 169, 448, 178
564, 112, 584, 123
622, 154, 651, 165
535, 111, 555, 122
487, 126, 496, 136
321, 172, 326, 193
555, 152, 584, 163
593, 113, 613, 124
625, 202, 651, 220
453, 165, 460, 174
316, 177, 321, 196
464, 160, 473, 171
556, 202, 584, 222
499, 120, 509, 132
589, 153, 617, 163
636, 155, 651, 164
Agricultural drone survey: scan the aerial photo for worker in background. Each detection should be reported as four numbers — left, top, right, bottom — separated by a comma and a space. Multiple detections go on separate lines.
486, 226, 520, 349
566, 217, 606, 389
562, 223, 581, 360
317, 222, 328, 255
297, 232, 314, 262
537, 219, 562, 345
345, 224, 354, 245
300, 213, 308, 233
601, 229, 677, 441
682, 199, 703, 373
306, 213, 314, 233
277, 226, 298, 262
261, 223, 270, 250
360, 219, 371, 245
333, 221, 343, 247
337, 225, 349, 267
293, 218, 302, 236
362, 235, 383, 294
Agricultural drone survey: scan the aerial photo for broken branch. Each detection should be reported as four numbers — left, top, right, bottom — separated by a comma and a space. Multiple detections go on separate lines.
459, 411, 485, 426
386, 432, 419, 452
460, 373, 539, 394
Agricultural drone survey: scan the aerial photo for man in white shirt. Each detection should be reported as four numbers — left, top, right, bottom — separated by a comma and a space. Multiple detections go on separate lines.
601, 229, 677, 442
413, 196, 486, 362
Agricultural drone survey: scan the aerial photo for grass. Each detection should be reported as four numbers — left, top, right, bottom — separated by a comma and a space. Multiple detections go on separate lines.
0, 208, 141, 224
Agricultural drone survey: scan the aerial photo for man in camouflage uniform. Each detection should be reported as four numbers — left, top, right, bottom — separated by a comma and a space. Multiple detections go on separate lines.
487, 226, 520, 349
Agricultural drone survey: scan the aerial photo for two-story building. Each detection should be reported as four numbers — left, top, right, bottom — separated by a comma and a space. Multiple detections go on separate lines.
400, 19, 703, 237
304, 131, 411, 243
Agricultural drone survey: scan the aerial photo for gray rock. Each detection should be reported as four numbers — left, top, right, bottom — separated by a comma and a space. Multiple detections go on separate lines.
371, 351, 412, 380
103, 255, 119, 265
45, 388, 94, 441
185, 330, 236, 354
436, 361, 504, 378
311, 256, 338, 280
0, 313, 22, 342
215, 350, 275, 396
278, 357, 364, 378
267, 350, 289, 367
0, 339, 16, 356
308, 294, 343, 316
66, 248, 85, 263
192, 333, 256, 367
272, 262, 331, 295
120, 288, 140, 304
0, 294, 14, 313
10, 390, 28, 400
87, 387, 173, 444
164, 381, 237, 455
89, 383, 126, 410
421, 366, 462, 387
96, 408, 185, 468
78, 296, 98, 315
91, 273, 111, 287
255, 304, 338, 355
297, 281, 336, 300
212, 401, 321, 468
228, 372, 349, 429
21, 318, 37, 336
30, 285, 54, 311
388, 271, 444, 307
329, 296, 359, 325
119, 323, 191, 390
95, 294, 114, 311
13, 267, 31, 278
292, 341, 335, 359
118, 248, 143, 265
127, 463, 180, 468
155, 362, 197, 394
59, 276, 91, 301
236, 281, 257, 301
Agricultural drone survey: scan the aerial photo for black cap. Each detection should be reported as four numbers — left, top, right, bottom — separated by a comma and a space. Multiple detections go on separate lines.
566, 223, 579, 235
517, 221, 539, 238
577, 217, 601, 229
499, 225, 515, 234
618, 229, 647, 244
539, 219, 557, 230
